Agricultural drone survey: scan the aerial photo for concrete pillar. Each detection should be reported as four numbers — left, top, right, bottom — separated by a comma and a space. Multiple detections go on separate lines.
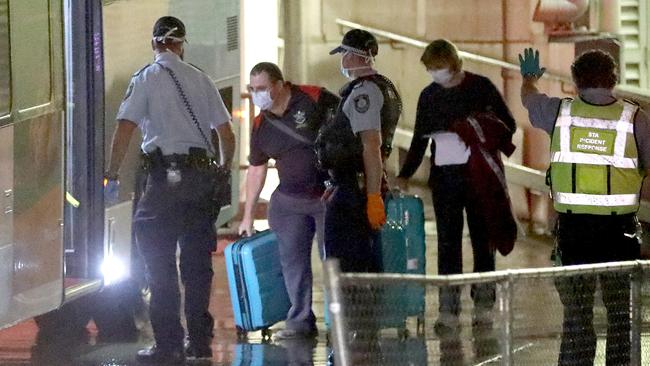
282, 0, 306, 83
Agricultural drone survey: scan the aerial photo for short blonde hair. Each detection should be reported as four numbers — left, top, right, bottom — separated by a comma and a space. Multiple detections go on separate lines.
420, 39, 462, 72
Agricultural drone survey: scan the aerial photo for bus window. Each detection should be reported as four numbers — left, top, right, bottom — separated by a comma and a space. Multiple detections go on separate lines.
11, 0, 51, 110
0, 0, 10, 119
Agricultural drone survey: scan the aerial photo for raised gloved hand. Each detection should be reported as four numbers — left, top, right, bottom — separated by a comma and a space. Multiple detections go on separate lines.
104, 178, 120, 205
366, 193, 386, 230
518, 48, 546, 78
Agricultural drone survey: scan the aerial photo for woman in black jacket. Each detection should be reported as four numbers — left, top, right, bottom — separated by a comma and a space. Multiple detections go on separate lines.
396, 39, 516, 335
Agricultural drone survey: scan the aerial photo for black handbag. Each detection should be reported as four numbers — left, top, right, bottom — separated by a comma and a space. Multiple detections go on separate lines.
156, 62, 231, 214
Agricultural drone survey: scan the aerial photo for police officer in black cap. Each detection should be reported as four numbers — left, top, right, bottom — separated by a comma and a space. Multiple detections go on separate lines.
105, 16, 235, 364
317, 28, 402, 273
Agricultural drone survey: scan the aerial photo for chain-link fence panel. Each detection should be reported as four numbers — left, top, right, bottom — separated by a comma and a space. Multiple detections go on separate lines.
324, 260, 650, 366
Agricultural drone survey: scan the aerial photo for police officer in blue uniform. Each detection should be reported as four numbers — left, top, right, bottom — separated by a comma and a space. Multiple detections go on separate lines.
317, 28, 402, 364
104, 16, 235, 364
318, 29, 402, 273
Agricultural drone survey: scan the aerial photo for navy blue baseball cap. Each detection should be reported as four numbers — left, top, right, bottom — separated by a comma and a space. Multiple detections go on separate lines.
330, 29, 378, 57
153, 16, 186, 43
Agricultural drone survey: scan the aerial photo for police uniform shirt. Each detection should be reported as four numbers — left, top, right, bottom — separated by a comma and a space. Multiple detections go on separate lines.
523, 87, 650, 169
343, 78, 384, 134
117, 51, 230, 156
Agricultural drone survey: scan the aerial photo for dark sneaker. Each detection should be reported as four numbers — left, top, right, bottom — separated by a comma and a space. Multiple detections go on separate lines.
185, 341, 213, 361
136, 345, 185, 365
434, 313, 460, 337
472, 307, 494, 330
272, 328, 318, 341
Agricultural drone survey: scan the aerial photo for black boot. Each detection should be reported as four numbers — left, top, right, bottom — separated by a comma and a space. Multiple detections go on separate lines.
136, 344, 185, 365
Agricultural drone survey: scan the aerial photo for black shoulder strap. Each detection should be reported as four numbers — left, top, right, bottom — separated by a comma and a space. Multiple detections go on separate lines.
155, 62, 216, 156
263, 114, 313, 145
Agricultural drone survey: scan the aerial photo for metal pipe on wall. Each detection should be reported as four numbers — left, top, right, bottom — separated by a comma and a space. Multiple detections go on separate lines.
599, 0, 620, 33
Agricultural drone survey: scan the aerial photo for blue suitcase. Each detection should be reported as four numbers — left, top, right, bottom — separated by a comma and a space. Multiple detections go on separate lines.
224, 230, 290, 338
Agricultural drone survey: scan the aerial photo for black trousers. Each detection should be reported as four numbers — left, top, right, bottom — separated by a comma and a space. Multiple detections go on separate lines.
430, 165, 495, 316
324, 177, 382, 349
133, 167, 217, 351
323, 178, 381, 273
555, 213, 640, 366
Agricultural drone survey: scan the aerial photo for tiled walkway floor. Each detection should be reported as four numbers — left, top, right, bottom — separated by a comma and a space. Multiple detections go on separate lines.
0, 186, 558, 365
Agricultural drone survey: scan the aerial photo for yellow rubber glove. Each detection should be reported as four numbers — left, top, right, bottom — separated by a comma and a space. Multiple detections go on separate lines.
366, 193, 386, 230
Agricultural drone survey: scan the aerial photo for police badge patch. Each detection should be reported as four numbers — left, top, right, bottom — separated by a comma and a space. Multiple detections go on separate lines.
123, 81, 135, 101
293, 110, 306, 124
354, 94, 370, 113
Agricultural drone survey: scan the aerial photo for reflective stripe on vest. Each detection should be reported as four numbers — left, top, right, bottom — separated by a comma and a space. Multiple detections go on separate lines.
552, 192, 639, 207
549, 98, 643, 215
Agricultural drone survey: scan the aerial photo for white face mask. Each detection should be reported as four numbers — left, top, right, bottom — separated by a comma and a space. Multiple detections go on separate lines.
430, 68, 454, 85
252, 90, 273, 110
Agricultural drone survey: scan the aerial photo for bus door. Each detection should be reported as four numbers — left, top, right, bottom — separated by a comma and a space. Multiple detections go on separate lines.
62, 0, 117, 303
0, 0, 66, 329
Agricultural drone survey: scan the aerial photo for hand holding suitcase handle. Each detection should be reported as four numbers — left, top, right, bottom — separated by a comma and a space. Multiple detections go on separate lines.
238, 218, 255, 237
237, 218, 259, 238
395, 176, 409, 192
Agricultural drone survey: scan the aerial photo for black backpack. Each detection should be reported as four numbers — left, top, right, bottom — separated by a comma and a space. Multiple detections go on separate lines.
315, 75, 401, 172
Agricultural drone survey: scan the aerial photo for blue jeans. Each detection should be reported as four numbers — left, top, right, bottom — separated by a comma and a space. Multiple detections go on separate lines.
134, 167, 217, 350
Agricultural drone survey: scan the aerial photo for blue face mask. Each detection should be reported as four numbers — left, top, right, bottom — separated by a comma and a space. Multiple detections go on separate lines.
340, 52, 373, 80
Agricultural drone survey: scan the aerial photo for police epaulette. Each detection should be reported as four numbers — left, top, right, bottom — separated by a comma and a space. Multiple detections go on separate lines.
188, 63, 205, 73
133, 64, 151, 77
623, 98, 639, 106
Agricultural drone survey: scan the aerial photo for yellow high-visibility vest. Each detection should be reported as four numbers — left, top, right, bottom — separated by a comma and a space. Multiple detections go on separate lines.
549, 97, 645, 215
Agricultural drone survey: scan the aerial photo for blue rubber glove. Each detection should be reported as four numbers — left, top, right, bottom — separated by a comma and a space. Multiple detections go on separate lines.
518, 48, 546, 78
104, 178, 120, 205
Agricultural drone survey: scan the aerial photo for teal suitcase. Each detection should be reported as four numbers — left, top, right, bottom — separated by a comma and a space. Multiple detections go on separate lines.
384, 192, 426, 335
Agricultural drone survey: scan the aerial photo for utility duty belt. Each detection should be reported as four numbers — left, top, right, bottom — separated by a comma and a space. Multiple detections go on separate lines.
142, 147, 217, 171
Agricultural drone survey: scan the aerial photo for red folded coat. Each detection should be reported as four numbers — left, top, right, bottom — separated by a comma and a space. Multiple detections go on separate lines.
450, 112, 517, 256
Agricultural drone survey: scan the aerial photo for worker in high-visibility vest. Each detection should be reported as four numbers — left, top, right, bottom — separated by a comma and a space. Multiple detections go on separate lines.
520, 48, 650, 366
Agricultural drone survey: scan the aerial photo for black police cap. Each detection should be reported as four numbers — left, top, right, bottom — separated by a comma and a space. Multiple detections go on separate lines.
153, 16, 186, 39
330, 29, 378, 57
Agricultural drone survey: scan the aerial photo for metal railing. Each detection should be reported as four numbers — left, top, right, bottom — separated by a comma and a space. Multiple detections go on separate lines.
324, 259, 650, 366
335, 18, 572, 84
335, 18, 650, 222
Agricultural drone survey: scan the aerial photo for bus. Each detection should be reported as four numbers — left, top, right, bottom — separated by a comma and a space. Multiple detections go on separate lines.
0, 0, 241, 331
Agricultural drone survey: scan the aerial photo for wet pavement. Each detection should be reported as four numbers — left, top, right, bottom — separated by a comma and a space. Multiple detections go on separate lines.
0, 186, 557, 365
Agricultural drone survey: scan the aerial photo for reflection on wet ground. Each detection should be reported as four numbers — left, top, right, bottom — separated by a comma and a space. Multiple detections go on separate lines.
0, 187, 556, 365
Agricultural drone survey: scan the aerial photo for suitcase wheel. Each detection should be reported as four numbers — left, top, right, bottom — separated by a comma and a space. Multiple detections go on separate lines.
398, 327, 410, 340
261, 328, 272, 342
236, 326, 248, 341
